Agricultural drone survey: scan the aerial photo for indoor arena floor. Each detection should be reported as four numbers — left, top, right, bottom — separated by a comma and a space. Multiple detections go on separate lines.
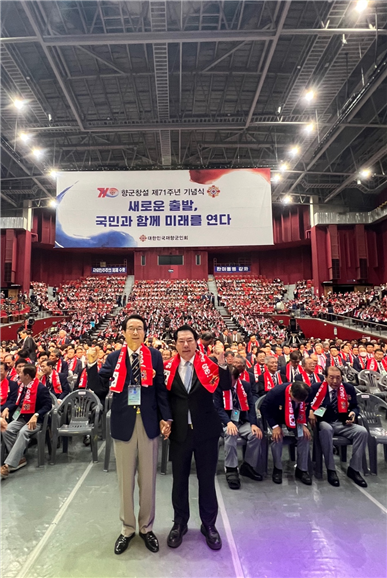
2, 437, 387, 578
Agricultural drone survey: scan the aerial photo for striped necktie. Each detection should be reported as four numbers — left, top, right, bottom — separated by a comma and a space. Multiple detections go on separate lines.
331, 389, 338, 413
131, 353, 141, 385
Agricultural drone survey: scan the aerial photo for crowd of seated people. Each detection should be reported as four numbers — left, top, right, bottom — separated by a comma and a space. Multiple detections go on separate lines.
0, 293, 32, 321
217, 275, 287, 314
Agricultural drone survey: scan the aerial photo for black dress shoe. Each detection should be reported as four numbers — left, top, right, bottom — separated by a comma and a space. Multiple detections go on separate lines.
272, 466, 283, 484
139, 531, 159, 553
114, 533, 135, 555
200, 524, 222, 551
327, 469, 340, 487
295, 467, 312, 486
347, 466, 367, 487
167, 523, 188, 548
239, 462, 263, 481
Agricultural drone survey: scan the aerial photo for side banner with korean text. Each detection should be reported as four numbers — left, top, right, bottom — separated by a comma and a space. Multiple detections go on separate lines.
55, 168, 273, 248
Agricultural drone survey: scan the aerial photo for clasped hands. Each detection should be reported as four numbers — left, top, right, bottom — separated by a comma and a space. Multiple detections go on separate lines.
160, 419, 172, 440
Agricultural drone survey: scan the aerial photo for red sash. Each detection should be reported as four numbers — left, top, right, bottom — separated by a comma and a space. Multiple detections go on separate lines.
110, 343, 153, 392
285, 384, 306, 429
7, 367, 17, 380
245, 358, 252, 369
330, 355, 343, 367
164, 351, 219, 393
68, 357, 78, 372
367, 358, 387, 372
357, 356, 366, 369
240, 370, 250, 382
263, 370, 282, 391
16, 378, 39, 414
340, 352, 354, 364
254, 364, 264, 381
56, 359, 63, 373
286, 364, 301, 382
0, 378, 9, 405
78, 369, 87, 389
42, 370, 62, 394
223, 379, 249, 411
311, 381, 348, 413
298, 367, 311, 386
247, 341, 256, 354
197, 340, 210, 355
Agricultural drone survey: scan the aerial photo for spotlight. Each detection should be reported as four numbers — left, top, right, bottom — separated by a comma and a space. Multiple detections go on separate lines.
279, 163, 288, 173
289, 146, 300, 157
271, 174, 281, 184
13, 98, 26, 110
304, 123, 315, 134
49, 199, 57, 208
355, 0, 368, 13
360, 168, 371, 179
49, 169, 59, 179
283, 195, 292, 204
304, 90, 315, 102
19, 133, 31, 143
32, 148, 43, 159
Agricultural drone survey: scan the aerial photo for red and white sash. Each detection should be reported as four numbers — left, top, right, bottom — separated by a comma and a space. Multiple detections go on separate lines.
56, 359, 63, 373
340, 352, 354, 364
42, 370, 62, 394
223, 379, 249, 411
245, 358, 252, 369
16, 378, 39, 414
367, 358, 387, 372
285, 384, 306, 429
197, 340, 206, 355
78, 369, 88, 389
311, 381, 348, 413
164, 351, 220, 393
253, 364, 264, 382
357, 356, 367, 370
0, 378, 9, 405
286, 363, 301, 382
240, 370, 250, 382
68, 357, 78, 372
110, 343, 154, 393
329, 355, 343, 367
263, 370, 282, 391
7, 367, 17, 381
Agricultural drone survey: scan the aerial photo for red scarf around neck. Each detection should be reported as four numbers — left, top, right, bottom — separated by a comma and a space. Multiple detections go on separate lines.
0, 378, 9, 405
367, 358, 387, 372
311, 381, 348, 413
56, 359, 63, 373
254, 363, 264, 381
357, 356, 366, 369
285, 384, 306, 429
164, 351, 219, 393
68, 357, 78, 372
286, 363, 301, 382
42, 370, 62, 394
330, 355, 343, 366
78, 368, 88, 389
110, 343, 153, 393
223, 378, 249, 411
16, 378, 39, 414
240, 369, 250, 382
263, 370, 282, 391
7, 367, 17, 380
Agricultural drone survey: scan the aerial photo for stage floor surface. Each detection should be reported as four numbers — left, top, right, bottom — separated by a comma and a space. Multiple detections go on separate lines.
2, 436, 387, 578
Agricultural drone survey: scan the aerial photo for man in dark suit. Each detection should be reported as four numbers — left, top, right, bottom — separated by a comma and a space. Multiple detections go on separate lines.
277, 345, 291, 368
0, 361, 18, 415
164, 325, 231, 551
261, 381, 312, 485
309, 365, 368, 488
1, 364, 52, 478
38, 360, 70, 400
18, 329, 37, 362
279, 351, 302, 383
49, 349, 69, 379
57, 329, 71, 346
214, 365, 262, 490
294, 357, 324, 386
325, 346, 346, 370
87, 314, 172, 556
256, 356, 283, 399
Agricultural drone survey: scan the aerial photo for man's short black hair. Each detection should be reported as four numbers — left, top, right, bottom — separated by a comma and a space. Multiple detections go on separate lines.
290, 381, 310, 402
15, 358, 28, 367
174, 324, 198, 342
121, 314, 147, 333
290, 351, 301, 361
326, 365, 343, 377
201, 332, 213, 342
22, 364, 37, 379
225, 349, 235, 357
42, 359, 55, 369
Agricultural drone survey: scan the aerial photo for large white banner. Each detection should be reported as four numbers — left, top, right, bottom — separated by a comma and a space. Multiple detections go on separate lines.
55, 168, 273, 248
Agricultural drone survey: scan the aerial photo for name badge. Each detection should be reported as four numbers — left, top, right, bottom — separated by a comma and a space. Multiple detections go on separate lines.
12, 408, 21, 421
297, 424, 304, 438
128, 386, 141, 406
231, 409, 240, 423
314, 407, 326, 417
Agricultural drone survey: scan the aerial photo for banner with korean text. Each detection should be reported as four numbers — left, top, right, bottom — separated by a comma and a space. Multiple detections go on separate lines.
55, 168, 273, 248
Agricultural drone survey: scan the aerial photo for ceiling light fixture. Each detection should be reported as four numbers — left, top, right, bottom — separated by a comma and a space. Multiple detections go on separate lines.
355, 0, 368, 13
283, 195, 292, 204
360, 168, 371, 179
13, 98, 26, 110
49, 199, 57, 208
19, 132, 31, 143
49, 169, 59, 179
304, 122, 315, 134
279, 163, 288, 173
32, 148, 43, 159
271, 174, 281, 184
304, 89, 315, 102
289, 146, 300, 157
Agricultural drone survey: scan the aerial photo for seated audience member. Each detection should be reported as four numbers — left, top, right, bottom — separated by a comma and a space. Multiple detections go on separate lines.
280, 351, 302, 382
38, 360, 70, 400
4, 354, 18, 381
214, 363, 262, 489
248, 349, 266, 383
232, 354, 254, 388
277, 345, 291, 367
49, 348, 69, 379
366, 349, 387, 375
353, 345, 368, 371
295, 357, 324, 386
325, 346, 346, 368
0, 362, 18, 416
261, 380, 312, 485
1, 364, 52, 478
308, 366, 368, 487
197, 332, 214, 355
256, 356, 283, 398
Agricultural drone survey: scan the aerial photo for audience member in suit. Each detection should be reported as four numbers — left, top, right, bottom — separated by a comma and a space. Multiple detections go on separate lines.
214, 364, 262, 489
0, 361, 18, 415
256, 356, 284, 399
231, 330, 242, 344
353, 346, 368, 372
164, 325, 231, 552
261, 381, 312, 485
277, 345, 291, 368
38, 359, 70, 400
325, 346, 346, 370
49, 349, 69, 379
308, 365, 368, 488
232, 354, 255, 388
1, 364, 52, 479
279, 351, 302, 383
18, 329, 37, 362
87, 314, 172, 555
57, 329, 71, 346
294, 357, 324, 386
248, 349, 266, 385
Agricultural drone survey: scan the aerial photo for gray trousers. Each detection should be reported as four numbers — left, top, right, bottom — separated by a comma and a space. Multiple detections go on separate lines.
223, 422, 261, 469
319, 421, 368, 472
3, 419, 42, 468
271, 434, 309, 471
113, 413, 158, 537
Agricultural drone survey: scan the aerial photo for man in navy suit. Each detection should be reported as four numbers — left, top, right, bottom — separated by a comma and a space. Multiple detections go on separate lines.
309, 366, 368, 488
214, 365, 262, 490
294, 357, 324, 386
86, 314, 172, 556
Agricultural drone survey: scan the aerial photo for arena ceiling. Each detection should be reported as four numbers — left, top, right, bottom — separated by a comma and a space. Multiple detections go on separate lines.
1, 0, 387, 210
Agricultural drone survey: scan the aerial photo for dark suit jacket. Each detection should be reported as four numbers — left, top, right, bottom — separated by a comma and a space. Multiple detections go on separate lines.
325, 355, 347, 369
277, 355, 289, 368
22, 336, 37, 361
257, 371, 286, 398
8, 382, 52, 423
68, 358, 83, 376
213, 378, 258, 427
56, 359, 69, 380
168, 364, 231, 445
87, 347, 171, 442
46, 372, 70, 400
294, 372, 324, 385
309, 381, 359, 424
353, 358, 367, 372
261, 383, 306, 429
0, 379, 18, 412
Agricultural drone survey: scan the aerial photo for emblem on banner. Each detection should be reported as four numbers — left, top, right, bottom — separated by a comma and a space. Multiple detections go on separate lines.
139, 235, 147, 242
207, 185, 220, 198
97, 187, 119, 198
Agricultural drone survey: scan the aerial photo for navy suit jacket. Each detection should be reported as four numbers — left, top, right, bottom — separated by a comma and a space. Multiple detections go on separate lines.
87, 347, 172, 442
8, 382, 52, 423
46, 372, 70, 400
294, 372, 324, 385
57, 359, 69, 380
353, 358, 367, 372
261, 383, 306, 430
309, 381, 359, 424
213, 378, 258, 427
0, 379, 18, 412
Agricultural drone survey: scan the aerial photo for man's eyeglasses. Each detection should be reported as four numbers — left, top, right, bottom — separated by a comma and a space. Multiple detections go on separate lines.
126, 327, 145, 333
